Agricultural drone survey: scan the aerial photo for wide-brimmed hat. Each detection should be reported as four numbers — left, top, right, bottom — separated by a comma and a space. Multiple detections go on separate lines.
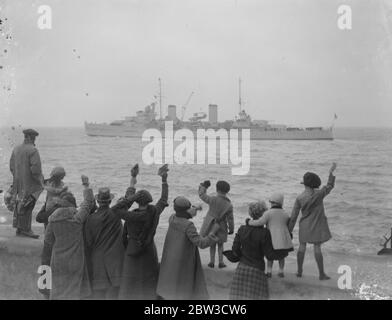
173, 196, 192, 212
95, 187, 115, 203
50, 166, 66, 178
23, 128, 39, 137
302, 172, 321, 188
135, 189, 153, 206
269, 193, 284, 206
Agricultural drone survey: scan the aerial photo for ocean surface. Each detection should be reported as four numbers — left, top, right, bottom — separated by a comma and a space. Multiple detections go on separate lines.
1, 126, 392, 259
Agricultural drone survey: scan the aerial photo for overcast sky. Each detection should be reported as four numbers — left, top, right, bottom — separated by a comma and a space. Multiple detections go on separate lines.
0, 0, 392, 127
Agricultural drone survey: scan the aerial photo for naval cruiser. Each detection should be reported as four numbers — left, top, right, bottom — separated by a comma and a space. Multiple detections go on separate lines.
84, 79, 334, 140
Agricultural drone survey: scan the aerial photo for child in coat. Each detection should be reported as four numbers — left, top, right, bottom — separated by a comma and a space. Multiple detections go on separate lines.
288, 163, 337, 280
248, 193, 293, 278
199, 180, 234, 268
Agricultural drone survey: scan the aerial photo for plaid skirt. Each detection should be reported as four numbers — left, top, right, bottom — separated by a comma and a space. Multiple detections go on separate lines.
229, 263, 269, 300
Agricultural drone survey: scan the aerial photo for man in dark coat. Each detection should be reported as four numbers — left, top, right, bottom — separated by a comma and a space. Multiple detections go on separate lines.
9, 129, 43, 238
84, 165, 139, 300
157, 197, 218, 300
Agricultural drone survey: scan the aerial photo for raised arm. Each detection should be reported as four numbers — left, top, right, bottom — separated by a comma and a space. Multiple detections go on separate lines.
198, 180, 212, 204
154, 164, 169, 215
74, 175, 96, 224
112, 164, 139, 212
125, 164, 138, 200
185, 222, 216, 249
316, 163, 337, 200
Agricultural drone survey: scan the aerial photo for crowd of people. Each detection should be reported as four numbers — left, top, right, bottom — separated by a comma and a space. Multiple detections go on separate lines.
3, 129, 337, 300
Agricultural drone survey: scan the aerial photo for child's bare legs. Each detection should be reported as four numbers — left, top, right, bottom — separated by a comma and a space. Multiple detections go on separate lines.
266, 260, 273, 277
297, 242, 306, 277
314, 243, 330, 280
208, 244, 216, 268
278, 259, 285, 277
218, 242, 226, 268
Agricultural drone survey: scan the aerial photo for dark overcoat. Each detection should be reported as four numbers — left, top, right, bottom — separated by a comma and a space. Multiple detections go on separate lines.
157, 214, 213, 300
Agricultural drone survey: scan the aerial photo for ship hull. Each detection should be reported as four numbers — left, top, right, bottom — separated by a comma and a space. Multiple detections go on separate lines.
85, 123, 333, 140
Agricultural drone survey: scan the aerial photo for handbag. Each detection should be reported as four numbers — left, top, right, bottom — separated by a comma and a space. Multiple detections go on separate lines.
223, 250, 240, 263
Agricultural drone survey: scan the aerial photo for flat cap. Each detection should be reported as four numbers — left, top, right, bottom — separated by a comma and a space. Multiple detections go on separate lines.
23, 128, 39, 137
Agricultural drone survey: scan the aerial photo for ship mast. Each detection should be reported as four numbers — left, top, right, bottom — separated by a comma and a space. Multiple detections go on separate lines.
158, 78, 163, 119
238, 77, 242, 113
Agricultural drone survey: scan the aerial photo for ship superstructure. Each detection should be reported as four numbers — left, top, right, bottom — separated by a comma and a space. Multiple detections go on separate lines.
85, 79, 334, 140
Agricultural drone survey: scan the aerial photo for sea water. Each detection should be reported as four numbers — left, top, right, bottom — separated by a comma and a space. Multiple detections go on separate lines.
1, 126, 391, 259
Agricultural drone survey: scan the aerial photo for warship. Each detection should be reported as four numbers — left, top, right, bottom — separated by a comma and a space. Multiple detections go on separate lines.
84, 79, 334, 140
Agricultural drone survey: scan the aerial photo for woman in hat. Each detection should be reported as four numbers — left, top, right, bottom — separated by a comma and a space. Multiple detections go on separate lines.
118, 164, 169, 300
157, 197, 218, 300
41, 175, 96, 300
288, 163, 337, 280
36, 166, 68, 228
248, 193, 294, 278
229, 201, 274, 300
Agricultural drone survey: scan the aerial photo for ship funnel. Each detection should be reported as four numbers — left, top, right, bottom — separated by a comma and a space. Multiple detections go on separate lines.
208, 104, 218, 123
168, 105, 177, 121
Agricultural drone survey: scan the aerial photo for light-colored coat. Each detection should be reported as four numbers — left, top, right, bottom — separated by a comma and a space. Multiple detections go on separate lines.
250, 208, 293, 250
289, 173, 335, 244
42, 188, 95, 300
157, 214, 213, 300
84, 206, 125, 291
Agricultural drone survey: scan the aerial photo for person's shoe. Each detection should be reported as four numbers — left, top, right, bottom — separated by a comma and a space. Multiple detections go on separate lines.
218, 263, 226, 269
207, 262, 215, 268
319, 274, 331, 281
266, 272, 272, 278
278, 272, 285, 278
296, 271, 303, 278
19, 230, 39, 239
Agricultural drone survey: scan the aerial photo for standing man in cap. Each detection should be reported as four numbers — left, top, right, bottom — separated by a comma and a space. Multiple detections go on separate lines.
9, 128, 43, 238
